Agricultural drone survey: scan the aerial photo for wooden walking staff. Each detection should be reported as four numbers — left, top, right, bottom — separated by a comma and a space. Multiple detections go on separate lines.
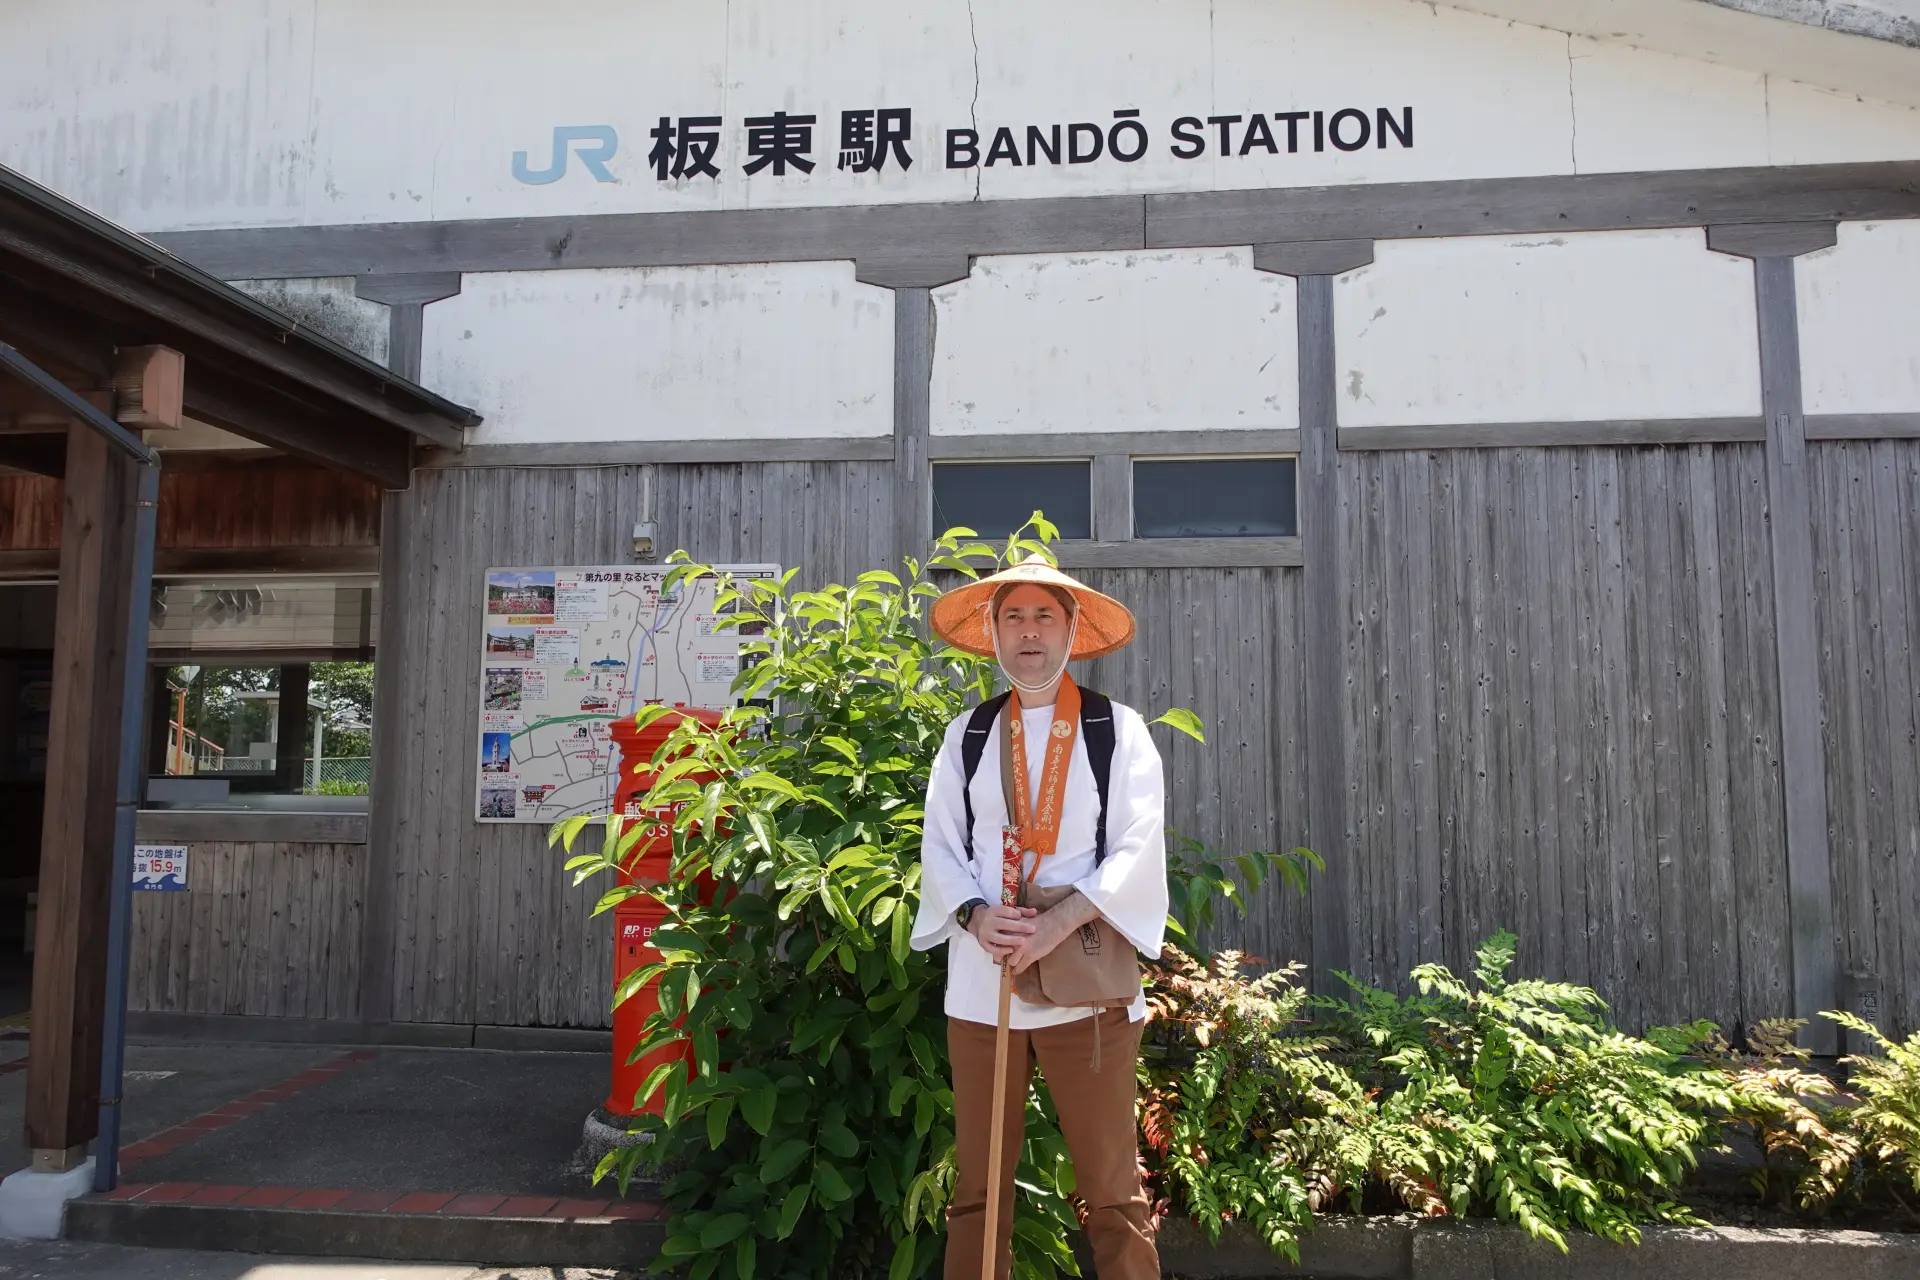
980, 822, 1024, 1280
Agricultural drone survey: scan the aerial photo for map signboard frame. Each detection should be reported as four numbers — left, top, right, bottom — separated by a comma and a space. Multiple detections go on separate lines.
474, 563, 778, 824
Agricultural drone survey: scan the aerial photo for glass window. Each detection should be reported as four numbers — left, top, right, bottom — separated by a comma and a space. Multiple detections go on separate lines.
931, 461, 1092, 540
1133, 457, 1298, 538
148, 660, 374, 800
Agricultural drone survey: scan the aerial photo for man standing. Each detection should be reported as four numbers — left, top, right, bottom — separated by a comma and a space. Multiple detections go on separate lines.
912, 555, 1166, 1280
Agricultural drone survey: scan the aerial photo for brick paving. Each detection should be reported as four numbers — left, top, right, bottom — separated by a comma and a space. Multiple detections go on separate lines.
81, 1045, 666, 1228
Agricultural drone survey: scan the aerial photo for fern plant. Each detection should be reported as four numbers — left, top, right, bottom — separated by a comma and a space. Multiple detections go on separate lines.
1326, 931, 1723, 1250
1138, 950, 1369, 1261
1649, 1017, 1861, 1211
1829, 1012, 1920, 1200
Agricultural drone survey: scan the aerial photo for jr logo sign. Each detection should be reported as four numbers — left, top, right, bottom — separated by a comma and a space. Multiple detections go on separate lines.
511, 125, 620, 184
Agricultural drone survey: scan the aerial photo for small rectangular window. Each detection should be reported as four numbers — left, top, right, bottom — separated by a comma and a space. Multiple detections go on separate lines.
931, 461, 1092, 540
148, 660, 374, 799
1133, 457, 1298, 538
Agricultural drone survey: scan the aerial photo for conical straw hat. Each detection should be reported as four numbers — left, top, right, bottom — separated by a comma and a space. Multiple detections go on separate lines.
930, 554, 1136, 661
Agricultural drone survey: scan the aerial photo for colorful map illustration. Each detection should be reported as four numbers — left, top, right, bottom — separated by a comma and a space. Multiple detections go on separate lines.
474, 564, 777, 824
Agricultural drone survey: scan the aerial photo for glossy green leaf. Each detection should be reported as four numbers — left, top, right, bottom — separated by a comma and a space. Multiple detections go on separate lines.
1150, 706, 1206, 743
698, 1212, 750, 1248
775, 1184, 810, 1239
740, 1085, 778, 1136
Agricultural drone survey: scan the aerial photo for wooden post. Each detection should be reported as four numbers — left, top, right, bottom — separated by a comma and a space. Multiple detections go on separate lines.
274, 663, 311, 794
1708, 223, 1841, 1054
1254, 241, 1376, 982
890, 287, 933, 571
26, 420, 140, 1166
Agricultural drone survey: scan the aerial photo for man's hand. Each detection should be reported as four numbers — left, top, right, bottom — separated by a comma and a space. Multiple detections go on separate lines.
1004, 892, 1102, 975
967, 903, 1037, 962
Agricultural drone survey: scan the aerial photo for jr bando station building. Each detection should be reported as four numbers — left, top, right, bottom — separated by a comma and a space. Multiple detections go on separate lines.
1, 0, 1918, 1062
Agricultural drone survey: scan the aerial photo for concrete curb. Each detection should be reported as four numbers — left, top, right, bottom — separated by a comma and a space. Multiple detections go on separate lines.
63, 1200, 666, 1269
1157, 1217, 1920, 1279
64, 1196, 1920, 1275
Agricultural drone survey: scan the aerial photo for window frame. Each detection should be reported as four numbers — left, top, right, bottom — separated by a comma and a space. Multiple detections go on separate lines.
928, 456, 1096, 542
1129, 452, 1300, 541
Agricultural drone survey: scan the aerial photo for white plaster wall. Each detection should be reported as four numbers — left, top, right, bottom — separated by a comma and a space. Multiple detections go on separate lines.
423, 263, 893, 444
1334, 230, 1763, 427
2, 0, 1915, 232
929, 248, 1298, 437
1767, 79, 1920, 165
1798, 220, 1920, 416
1569, 39, 1772, 173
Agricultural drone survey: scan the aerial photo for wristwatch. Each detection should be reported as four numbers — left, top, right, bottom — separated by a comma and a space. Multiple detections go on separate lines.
955, 898, 990, 929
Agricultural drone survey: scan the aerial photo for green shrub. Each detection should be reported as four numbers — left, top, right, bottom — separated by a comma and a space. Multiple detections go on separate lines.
1650, 1017, 1861, 1211
1320, 932, 1723, 1250
1163, 835, 1320, 955
1139, 949, 1367, 1260
555, 522, 1206, 1280
1829, 1012, 1920, 1200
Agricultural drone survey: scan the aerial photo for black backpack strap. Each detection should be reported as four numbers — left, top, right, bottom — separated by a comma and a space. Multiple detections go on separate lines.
1080, 690, 1116, 865
958, 691, 1013, 861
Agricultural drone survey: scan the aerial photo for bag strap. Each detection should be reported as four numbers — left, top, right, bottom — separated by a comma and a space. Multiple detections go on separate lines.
1080, 690, 1116, 866
958, 688, 1118, 865
958, 691, 1012, 861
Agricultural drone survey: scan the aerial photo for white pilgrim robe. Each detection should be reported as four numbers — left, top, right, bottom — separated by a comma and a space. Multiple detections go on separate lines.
911, 698, 1168, 1029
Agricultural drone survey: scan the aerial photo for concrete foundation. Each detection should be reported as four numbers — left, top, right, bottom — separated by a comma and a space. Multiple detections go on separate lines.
0, 1157, 94, 1240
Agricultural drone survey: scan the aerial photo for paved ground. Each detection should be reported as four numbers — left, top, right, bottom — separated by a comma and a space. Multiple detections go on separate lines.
0, 1237, 638, 1278
109, 1044, 613, 1197
0, 1037, 622, 1196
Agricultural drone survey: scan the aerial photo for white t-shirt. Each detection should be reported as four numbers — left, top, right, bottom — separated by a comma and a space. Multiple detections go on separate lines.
910, 697, 1168, 1029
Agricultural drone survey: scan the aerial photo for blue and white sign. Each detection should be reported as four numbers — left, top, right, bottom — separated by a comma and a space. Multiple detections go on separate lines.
133, 844, 189, 892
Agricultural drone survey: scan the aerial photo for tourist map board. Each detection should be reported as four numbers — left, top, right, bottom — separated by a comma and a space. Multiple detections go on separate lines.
474, 563, 778, 824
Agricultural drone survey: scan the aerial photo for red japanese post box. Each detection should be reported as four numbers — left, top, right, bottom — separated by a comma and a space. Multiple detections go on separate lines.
604, 703, 725, 1118
608, 897, 679, 1116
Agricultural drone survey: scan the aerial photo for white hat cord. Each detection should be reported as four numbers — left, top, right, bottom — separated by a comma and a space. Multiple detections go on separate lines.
986, 606, 1081, 698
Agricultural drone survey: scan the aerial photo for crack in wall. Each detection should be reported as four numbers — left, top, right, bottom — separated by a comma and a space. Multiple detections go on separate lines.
1565, 34, 1579, 174
966, 0, 981, 202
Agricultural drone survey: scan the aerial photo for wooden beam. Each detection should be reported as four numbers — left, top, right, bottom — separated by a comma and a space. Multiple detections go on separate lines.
26, 422, 140, 1161
1252, 239, 1375, 278
1707, 222, 1840, 260
274, 663, 310, 795
361, 488, 409, 1024
1293, 273, 1352, 982
856, 256, 972, 289
0, 432, 67, 477
0, 227, 467, 450
1751, 253, 1840, 1054
0, 277, 114, 382
891, 288, 933, 569
184, 367, 411, 489
1090, 455, 1132, 543
1051, 536, 1303, 569
110, 346, 185, 431
354, 274, 462, 384
0, 545, 383, 580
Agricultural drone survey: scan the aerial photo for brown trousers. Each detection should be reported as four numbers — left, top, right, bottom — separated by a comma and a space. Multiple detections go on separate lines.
944, 1009, 1158, 1280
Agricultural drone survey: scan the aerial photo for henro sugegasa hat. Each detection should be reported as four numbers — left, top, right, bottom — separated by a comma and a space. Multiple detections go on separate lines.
930, 554, 1137, 662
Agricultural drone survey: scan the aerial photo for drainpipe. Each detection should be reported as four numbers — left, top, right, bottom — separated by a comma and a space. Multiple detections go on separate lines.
0, 343, 161, 1195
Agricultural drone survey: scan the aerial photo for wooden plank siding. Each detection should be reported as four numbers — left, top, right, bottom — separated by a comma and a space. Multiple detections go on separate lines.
0, 457, 382, 552
1333, 446, 1791, 1034
1809, 440, 1920, 1036
375, 462, 895, 1028
125, 842, 363, 1020
1078, 567, 1313, 967
368, 445, 1920, 1040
